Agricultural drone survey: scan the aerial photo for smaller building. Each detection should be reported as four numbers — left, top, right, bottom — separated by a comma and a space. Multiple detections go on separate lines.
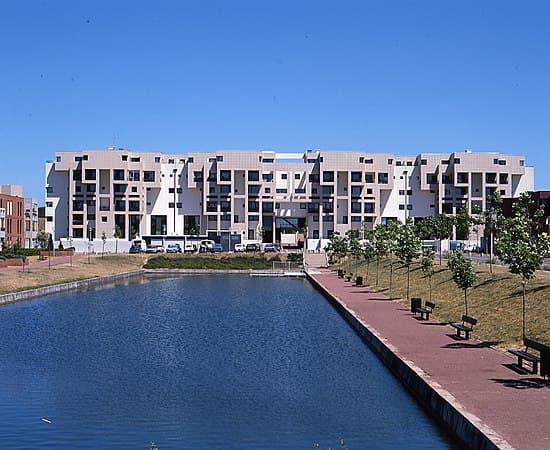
0, 185, 39, 250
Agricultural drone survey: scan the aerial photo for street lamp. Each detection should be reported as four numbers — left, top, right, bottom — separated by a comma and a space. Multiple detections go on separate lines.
88, 225, 92, 264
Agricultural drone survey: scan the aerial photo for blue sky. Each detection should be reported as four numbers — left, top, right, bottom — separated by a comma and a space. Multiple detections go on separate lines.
1, 0, 549, 201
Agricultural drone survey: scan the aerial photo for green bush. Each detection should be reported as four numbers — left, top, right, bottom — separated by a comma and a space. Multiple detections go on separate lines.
1, 247, 40, 257
144, 254, 279, 270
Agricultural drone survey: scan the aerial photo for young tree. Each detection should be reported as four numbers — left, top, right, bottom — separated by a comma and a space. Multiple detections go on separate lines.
114, 225, 122, 254
421, 248, 435, 303
495, 194, 550, 339
394, 219, 421, 301
448, 250, 477, 315
485, 191, 504, 273
385, 221, 400, 298
362, 235, 376, 284
346, 229, 362, 276
372, 224, 390, 286
433, 214, 455, 265
36, 231, 50, 250
101, 231, 107, 257
325, 232, 347, 267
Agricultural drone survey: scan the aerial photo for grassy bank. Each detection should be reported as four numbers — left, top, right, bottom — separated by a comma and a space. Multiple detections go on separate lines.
335, 257, 550, 348
144, 253, 280, 270
0, 255, 146, 295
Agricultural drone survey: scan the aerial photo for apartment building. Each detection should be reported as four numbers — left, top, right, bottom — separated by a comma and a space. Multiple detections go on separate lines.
45, 148, 534, 250
0, 185, 24, 250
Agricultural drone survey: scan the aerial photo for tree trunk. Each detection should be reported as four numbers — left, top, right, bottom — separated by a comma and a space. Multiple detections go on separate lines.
376, 257, 379, 286
439, 238, 443, 265
407, 264, 410, 301
464, 288, 468, 316
389, 254, 393, 299
366, 260, 370, 284
429, 275, 432, 303
522, 280, 527, 339
115, 239, 118, 254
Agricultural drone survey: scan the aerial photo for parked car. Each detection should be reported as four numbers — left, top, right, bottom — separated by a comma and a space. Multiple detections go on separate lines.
246, 243, 261, 252
234, 243, 246, 252
184, 243, 197, 253
199, 239, 215, 253
145, 245, 164, 253
210, 244, 223, 252
263, 243, 279, 252
166, 243, 182, 253
129, 244, 142, 254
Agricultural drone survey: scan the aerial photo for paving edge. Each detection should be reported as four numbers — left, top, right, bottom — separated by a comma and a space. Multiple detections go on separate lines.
0, 270, 146, 305
306, 272, 514, 450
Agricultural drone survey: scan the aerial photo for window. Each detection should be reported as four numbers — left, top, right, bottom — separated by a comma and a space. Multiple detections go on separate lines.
421, 159, 427, 165
351, 202, 361, 213
396, 161, 402, 166
248, 201, 259, 212
72, 228, 83, 238
72, 200, 84, 211
322, 186, 334, 196
217, 155, 223, 162
220, 185, 231, 194
206, 201, 217, 212
85, 169, 96, 180
281, 173, 287, 179
493, 158, 499, 165
457, 173, 468, 184
294, 173, 301, 180
499, 174, 509, 184
442, 175, 453, 184
113, 169, 125, 180
351, 172, 362, 182
248, 170, 260, 181
169, 187, 175, 194
427, 174, 437, 184
485, 173, 497, 184
351, 186, 362, 197
220, 170, 231, 181
406, 204, 413, 210
72, 214, 84, 225
387, 159, 393, 165
364, 202, 375, 213
155, 157, 161, 163
499, 159, 507, 166
168, 159, 175, 164
130, 157, 140, 162
262, 202, 274, 212
248, 185, 261, 195
73, 170, 82, 181
220, 201, 231, 212
399, 204, 405, 210
86, 184, 96, 193
295, 188, 306, 194
377, 173, 388, 184
114, 200, 125, 211
188, 157, 194, 163
177, 202, 182, 208
275, 188, 287, 194
121, 155, 128, 161
265, 187, 271, 193
365, 158, 373, 164
144, 171, 155, 182
454, 158, 461, 164
207, 171, 216, 182
248, 215, 259, 222
128, 201, 140, 212
323, 171, 334, 182
177, 187, 182, 193
262, 173, 273, 182
193, 171, 203, 182
46, 201, 53, 207
441, 160, 449, 165
519, 160, 525, 167
351, 216, 361, 222
309, 173, 320, 183
365, 173, 375, 183
113, 184, 127, 194
101, 216, 107, 223
131, 186, 138, 193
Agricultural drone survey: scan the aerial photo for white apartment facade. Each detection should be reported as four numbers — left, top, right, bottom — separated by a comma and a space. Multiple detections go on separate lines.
45, 148, 534, 251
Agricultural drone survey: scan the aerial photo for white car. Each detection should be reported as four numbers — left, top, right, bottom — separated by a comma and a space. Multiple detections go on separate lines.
199, 239, 215, 253
234, 243, 246, 252
184, 243, 197, 253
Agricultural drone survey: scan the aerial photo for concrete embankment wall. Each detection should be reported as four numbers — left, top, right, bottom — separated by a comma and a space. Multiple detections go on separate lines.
0, 270, 146, 306
306, 272, 502, 450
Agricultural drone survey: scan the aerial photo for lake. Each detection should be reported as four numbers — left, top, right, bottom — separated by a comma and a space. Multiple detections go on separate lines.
0, 275, 454, 449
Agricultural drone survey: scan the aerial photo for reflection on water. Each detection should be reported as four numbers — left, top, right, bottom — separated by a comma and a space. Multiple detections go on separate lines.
0, 275, 454, 449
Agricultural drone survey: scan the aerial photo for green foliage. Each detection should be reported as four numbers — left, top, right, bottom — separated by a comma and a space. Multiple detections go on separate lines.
495, 193, 550, 338
394, 219, 421, 265
421, 248, 435, 302
113, 225, 122, 239
36, 230, 50, 250
47, 234, 54, 251
325, 232, 347, 263
345, 230, 363, 261
448, 250, 477, 314
287, 253, 303, 263
143, 255, 280, 270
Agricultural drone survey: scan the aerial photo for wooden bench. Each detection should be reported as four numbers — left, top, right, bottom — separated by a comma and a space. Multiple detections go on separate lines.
508, 338, 550, 375
345, 273, 352, 282
415, 301, 435, 320
451, 315, 477, 339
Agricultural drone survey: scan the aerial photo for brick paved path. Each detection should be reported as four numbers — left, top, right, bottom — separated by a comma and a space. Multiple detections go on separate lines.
310, 269, 549, 450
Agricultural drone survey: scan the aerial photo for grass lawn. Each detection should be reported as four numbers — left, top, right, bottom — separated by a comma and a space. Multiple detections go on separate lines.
0, 254, 147, 295
335, 257, 550, 348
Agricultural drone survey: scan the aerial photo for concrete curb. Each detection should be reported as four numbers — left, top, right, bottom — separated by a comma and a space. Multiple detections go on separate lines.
306, 271, 513, 450
0, 270, 146, 306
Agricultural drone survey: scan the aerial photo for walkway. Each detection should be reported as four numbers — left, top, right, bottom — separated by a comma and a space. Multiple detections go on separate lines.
309, 269, 549, 450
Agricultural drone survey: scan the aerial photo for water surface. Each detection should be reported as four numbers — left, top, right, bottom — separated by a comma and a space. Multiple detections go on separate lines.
0, 275, 454, 449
